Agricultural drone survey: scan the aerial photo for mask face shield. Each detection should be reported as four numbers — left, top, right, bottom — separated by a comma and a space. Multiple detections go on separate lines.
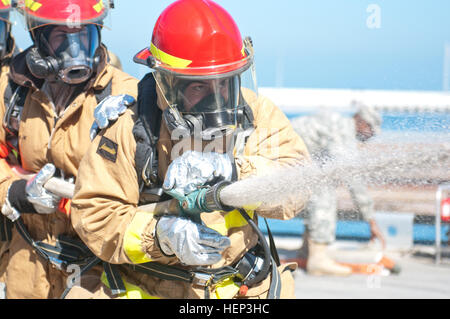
35, 24, 100, 84
153, 38, 258, 141
177, 76, 240, 136
155, 66, 258, 140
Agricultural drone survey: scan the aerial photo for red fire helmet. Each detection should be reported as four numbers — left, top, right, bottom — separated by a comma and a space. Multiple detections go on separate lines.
134, 0, 253, 78
17, 0, 110, 30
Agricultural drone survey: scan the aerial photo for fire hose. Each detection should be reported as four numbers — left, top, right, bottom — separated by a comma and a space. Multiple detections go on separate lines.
15, 166, 276, 290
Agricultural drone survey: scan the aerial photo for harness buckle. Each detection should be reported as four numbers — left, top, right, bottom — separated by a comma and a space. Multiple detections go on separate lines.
48, 256, 68, 272
141, 148, 158, 187
192, 272, 214, 287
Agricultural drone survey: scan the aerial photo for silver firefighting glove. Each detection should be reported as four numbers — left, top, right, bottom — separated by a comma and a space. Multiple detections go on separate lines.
163, 151, 233, 198
156, 215, 231, 266
1, 189, 20, 222
25, 163, 61, 214
89, 94, 136, 140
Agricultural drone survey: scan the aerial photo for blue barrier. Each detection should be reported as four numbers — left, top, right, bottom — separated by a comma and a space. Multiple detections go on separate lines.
259, 217, 449, 245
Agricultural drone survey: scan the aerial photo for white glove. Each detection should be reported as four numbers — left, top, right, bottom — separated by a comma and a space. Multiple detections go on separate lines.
26, 163, 61, 214
156, 215, 231, 266
90, 94, 136, 140
163, 151, 233, 197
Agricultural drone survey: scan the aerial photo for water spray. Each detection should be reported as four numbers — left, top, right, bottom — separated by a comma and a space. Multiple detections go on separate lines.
180, 143, 450, 214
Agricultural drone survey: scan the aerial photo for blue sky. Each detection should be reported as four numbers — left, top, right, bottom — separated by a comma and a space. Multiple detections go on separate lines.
11, 0, 450, 91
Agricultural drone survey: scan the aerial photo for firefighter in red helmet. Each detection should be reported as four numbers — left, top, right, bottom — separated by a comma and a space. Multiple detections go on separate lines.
0, 0, 138, 298
70, 0, 310, 299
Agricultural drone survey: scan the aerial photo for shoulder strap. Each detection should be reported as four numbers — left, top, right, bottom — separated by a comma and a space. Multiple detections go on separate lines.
3, 78, 27, 110
3, 79, 29, 164
3, 78, 30, 131
133, 72, 165, 203
3, 78, 17, 106
137, 72, 161, 143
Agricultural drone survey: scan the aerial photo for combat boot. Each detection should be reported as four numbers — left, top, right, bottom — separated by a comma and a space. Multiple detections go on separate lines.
306, 241, 352, 276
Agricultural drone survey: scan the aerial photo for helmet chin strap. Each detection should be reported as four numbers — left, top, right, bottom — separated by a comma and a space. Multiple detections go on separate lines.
156, 73, 197, 138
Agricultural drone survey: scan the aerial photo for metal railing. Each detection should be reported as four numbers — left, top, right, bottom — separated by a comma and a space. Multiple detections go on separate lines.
435, 183, 450, 264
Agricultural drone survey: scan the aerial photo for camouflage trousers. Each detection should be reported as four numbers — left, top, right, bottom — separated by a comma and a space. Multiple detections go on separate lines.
304, 185, 337, 244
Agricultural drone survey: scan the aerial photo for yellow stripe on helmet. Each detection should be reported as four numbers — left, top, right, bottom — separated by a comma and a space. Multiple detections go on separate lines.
25, 0, 42, 12
93, 0, 104, 13
150, 42, 192, 69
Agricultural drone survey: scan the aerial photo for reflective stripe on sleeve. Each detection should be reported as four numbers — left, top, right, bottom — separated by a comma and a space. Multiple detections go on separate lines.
123, 211, 154, 264
208, 209, 255, 236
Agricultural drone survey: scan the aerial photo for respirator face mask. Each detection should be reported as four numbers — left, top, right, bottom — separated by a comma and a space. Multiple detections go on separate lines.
26, 24, 100, 84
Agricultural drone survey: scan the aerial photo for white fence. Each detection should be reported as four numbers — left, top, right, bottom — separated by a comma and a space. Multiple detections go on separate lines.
259, 87, 450, 113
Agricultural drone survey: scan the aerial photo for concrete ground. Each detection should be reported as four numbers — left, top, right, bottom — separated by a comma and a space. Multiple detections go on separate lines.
274, 237, 450, 299
1, 236, 448, 299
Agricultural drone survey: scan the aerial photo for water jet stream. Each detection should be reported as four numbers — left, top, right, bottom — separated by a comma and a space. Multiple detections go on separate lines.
220, 144, 450, 210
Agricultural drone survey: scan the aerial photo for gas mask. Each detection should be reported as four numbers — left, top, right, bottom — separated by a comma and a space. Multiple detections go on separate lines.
26, 24, 101, 85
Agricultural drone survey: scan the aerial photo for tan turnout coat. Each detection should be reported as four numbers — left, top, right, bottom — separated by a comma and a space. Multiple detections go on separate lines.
71, 80, 310, 299
0, 46, 138, 299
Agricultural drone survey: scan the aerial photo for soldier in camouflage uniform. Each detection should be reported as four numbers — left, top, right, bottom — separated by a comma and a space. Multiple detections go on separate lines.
291, 103, 385, 276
